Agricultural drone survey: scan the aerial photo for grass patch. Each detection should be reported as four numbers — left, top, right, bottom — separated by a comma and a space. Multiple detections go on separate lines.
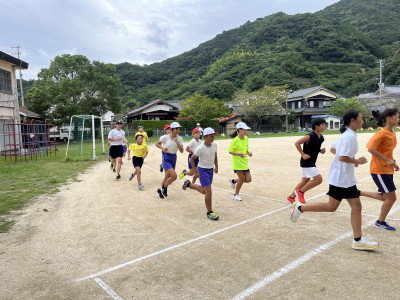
0, 141, 105, 232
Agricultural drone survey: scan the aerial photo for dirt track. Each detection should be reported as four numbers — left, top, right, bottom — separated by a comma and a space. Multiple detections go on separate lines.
1, 133, 400, 299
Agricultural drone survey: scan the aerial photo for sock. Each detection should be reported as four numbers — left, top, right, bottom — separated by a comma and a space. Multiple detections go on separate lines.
354, 237, 361, 242
298, 206, 303, 212
231, 179, 235, 184
207, 211, 213, 214
299, 189, 304, 194
289, 196, 295, 199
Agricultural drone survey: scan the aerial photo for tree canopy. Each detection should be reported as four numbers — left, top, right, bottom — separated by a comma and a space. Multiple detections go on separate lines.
328, 97, 369, 119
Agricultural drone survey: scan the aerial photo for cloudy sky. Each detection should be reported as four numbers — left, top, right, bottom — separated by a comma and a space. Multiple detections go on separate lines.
0, 0, 338, 80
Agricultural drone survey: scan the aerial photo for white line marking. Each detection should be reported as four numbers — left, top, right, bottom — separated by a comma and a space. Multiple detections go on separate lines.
94, 278, 123, 300
232, 204, 400, 300
336, 209, 400, 221
75, 205, 290, 282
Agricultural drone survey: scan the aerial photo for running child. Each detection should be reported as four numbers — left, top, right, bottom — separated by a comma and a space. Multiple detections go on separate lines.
127, 134, 149, 190
182, 127, 219, 220
179, 128, 201, 183
290, 109, 378, 251
107, 120, 125, 180
159, 124, 171, 173
366, 109, 399, 231
121, 138, 129, 166
228, 122, 252, 201
135, 126, 150, 144
286, 117, 326, 205
155, 122, 184, 199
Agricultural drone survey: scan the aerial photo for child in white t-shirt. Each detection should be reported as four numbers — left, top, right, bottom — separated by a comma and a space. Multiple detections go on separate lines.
179, 128, 201, 183
159, 124, 171, 173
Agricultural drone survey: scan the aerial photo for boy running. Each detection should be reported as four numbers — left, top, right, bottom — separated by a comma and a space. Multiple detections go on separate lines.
127, 134, 149, 190
107, 120, 125, 179
135, 126, 149, 144
159, 124, 171, 173
179, 128, 201, 183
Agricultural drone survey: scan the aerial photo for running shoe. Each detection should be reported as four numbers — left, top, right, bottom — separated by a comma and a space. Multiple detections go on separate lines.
157, 188, 164, 199
121, 161, 124, 165
129, 173, 135, 181
290, 201, 302, 223
138, 184, 144, 190
160, 164, 163, 173
161, 186, 168, 197
113, 168, 116, 173
229, 178, 236, 189
286, 196, 296, 205
352, 237, 379, 251
110, 164, 113, 170
207, 211, 219, 221
115, 174, 121, 180
295, 189, 306, 204
179, 169, 186, 180
233, 194, 242, 201
182, 180, 191, 190
375, 220, 396, 231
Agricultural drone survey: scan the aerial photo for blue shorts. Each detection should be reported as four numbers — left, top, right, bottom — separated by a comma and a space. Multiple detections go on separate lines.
188, 154, 199, 169
110, 145, 123, 158
371, 174, 396, 194
132, 156, 144, 168
122, 145, 127, 153
162, 153, 177, 171
198, 167, 214, 188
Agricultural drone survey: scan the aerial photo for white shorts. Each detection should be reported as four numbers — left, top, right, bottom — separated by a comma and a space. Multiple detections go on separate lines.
302, 167, 320, 178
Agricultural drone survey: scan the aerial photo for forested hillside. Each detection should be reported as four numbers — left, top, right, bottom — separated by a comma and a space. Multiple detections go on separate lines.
115, 0, 400, 110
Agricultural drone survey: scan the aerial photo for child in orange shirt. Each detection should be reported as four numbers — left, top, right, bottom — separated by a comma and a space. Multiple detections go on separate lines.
366, 108, 399, 231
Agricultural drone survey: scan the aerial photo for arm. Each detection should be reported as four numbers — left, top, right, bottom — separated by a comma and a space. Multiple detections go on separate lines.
368, 148, 400, 171
214, 153, 218, 173
294, 135, 311, 159
127, 149, 131, 160
186, 146, 194, 154
330, 148, 336, 155
143, 151, 148, 160
339, 156, 367, 165
229, 151, 246, 158
174, 137, 184, 153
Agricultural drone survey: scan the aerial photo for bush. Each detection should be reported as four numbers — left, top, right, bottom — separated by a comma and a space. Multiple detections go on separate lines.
131, 119, 220, 133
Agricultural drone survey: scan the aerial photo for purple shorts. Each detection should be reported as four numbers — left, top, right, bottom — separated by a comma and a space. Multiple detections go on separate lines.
162, 153, 177, 171
188, 154, 199, 169
122, 145, 127, 153
198, 167, 214, 188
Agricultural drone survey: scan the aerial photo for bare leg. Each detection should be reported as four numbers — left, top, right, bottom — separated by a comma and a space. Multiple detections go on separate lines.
347, 197, 362, 238
235, 171, 245, 195
244, 172, 252, 183
301, 174, 323, 193
116, 157, 122, 174
192, 171, 199, 184
379, 191, 396, 222
164, 169, 177, 188
111, 158, 116, 169
301, 196, 341, 212
289, 177, 310, 198
135, 166, 141, 184
360, 191, 384, 201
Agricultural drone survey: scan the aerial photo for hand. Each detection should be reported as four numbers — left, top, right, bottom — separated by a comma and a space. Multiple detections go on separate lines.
248, 152, 252, 157
387, 159, 396, 167
214, 166, 218, 174
320, 148, 326, 154
354, 164, 359, 168
162, 147, 168, 152
356, 157, 368, 165
238, 153, 246, 158
302, 154, 310, 160
394, 163, 400, 172
117, 136, 122, 141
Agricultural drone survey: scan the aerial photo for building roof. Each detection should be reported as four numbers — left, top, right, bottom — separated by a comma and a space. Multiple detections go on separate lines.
0, 51, 29, 69
219, 114, 240, 123
383, 85, 400, 94
125, 99, 181, 117
311, 114, 342, 119
19, 106, 41, 119
288, 86, 336, 100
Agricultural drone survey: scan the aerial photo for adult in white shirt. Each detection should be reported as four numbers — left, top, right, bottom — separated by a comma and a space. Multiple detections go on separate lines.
108, 120, 126, 179
290, 110, 378, 251
196, 123, 204, 139
182, 128, 219, 221
155, 122, 184, 199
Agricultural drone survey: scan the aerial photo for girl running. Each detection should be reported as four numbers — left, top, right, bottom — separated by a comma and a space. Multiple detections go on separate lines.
159, 124, 171, 172
228, 122, 252, 201
290, 109, 378, 251
179, 128, 201, 183
366, 109, 399, 231
155, 122, 184, 199
127, 134, 149, 190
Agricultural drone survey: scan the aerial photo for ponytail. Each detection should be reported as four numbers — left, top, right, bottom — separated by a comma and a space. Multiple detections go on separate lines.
372, 108, 398, 127
340, 109, 360, 133
230, 130, 238, 138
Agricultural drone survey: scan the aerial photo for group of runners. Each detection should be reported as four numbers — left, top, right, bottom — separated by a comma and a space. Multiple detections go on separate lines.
107, 108, 399, 250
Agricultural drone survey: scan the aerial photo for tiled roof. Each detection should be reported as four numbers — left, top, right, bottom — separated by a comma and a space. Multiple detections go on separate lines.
19, 106, 41, 118
125, 99, 181, 117
288, 86, 322, 99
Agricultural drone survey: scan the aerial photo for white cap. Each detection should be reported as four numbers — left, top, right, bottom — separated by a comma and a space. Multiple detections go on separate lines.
203, 127, 217, 136
236, 122, 251, 130
196, 123, 200, 126
170, 122, 182, 129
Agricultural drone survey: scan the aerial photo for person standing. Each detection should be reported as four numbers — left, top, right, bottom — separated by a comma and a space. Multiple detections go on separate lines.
182, 128, 219, 220
108, 120, 125, 179
290, 110, 378, 251
366, 108, 399, 231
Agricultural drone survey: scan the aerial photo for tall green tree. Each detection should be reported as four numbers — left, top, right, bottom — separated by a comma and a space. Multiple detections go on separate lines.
179, 93, 231, 126
27, 54, 121, 125
328, 97, 369, 119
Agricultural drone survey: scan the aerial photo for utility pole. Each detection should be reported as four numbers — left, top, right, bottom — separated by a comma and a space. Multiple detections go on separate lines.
11, 45, 25, 107
378, 60, 384, 107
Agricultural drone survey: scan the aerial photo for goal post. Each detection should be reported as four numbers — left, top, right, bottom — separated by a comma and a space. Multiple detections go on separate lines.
65, 115, 105, 161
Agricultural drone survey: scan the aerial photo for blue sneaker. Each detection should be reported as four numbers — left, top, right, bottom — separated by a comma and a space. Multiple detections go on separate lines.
129, 173, 135, 181
138, 184, 144, 190
375, 220, 396, 231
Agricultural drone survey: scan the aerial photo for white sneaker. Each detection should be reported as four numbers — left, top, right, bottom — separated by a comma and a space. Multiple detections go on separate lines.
229, 178, 236, 189
290, 201, 302, 223
352, 237, 378, 251
233, 194, 242, 201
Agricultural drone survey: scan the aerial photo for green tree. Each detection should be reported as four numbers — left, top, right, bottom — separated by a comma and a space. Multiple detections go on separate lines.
179, 93, 231, 125
233, 86, 288, 129
27, 54, 121, 125
328, 97, 369, 119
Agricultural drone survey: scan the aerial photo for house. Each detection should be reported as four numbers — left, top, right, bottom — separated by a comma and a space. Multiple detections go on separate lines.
286, 86, 337, 130
124, 99, 181, 124
0, 51, 29, 152
311, 115, 341, 130
357, 84, 400, 111
219, 114, 243, 135
19, 105, 41, 121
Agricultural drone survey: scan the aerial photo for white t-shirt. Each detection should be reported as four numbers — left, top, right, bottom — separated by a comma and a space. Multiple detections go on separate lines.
194, 142, 217, 169
328, 128, 358, 188
159, 134, 184, 154
108, 129, 125, 146
187, 138, 202, 153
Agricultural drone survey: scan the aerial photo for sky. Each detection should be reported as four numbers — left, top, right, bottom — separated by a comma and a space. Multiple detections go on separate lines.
0, 0, 339, 80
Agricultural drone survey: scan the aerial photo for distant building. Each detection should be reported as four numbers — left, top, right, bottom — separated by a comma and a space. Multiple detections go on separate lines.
311, 115, 341, 130
124, 99, 181, 123
286, 86, 337, 130
357, 84, 400, 111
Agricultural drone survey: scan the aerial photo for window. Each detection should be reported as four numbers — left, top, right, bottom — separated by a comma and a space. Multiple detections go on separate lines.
292, 102, 296, 109
0, 69, 12, 93
298, 101, 302, 108
309, 100, 314, 108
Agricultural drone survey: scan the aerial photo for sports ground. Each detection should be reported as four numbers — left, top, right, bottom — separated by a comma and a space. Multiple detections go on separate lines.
1, 132, 399, 299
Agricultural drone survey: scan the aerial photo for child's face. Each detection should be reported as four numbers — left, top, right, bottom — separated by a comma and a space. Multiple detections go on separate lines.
138, 127, 144, 132
172, 128, 180, 134
204, 134, 215, 143
136, 136, 143, 144
387, 113, 399, 127
165, 128, 171, 134
315, 123, 326, 132
239, 128, 247, 136
193, 131, 201, 139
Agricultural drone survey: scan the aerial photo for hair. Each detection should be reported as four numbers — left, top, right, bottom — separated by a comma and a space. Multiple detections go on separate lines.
311, 117, 327, 130
340, 109, 360, 133
135, 134, 143, 140
138, 126, 143, 129
372, 108, 398, 127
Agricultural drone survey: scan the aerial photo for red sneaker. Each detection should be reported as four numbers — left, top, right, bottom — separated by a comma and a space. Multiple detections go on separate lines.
295, 189, 306, 204
286, 196, 296, 205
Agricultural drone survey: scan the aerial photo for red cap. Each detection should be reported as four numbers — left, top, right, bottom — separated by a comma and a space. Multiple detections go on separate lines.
164, 124, 170, 129
192, 128, 199, 133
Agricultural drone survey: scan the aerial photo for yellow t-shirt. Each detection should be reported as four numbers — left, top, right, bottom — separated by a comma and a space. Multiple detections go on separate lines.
129, 143, 149, 158
366, 127, 397, 174
135, 131, 149, 144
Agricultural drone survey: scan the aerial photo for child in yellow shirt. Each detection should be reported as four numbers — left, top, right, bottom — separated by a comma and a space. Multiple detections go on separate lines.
127, 134, 149, 190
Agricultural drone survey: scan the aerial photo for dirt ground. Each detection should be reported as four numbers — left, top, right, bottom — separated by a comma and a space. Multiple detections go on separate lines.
1, 132, 400, 299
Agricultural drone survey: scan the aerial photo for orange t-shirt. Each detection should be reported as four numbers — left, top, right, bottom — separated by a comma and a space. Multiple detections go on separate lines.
366, 127, 397, 174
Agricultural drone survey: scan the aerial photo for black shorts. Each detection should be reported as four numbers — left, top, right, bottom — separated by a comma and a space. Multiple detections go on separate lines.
132, 156, 144, 168
371, 174, 396, 194
327, 184, 360, 202
110, 145, 123, 158
234, 169, 250, 173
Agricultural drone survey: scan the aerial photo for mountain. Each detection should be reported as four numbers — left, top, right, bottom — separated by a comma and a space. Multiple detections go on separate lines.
116, 0, 400, 107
